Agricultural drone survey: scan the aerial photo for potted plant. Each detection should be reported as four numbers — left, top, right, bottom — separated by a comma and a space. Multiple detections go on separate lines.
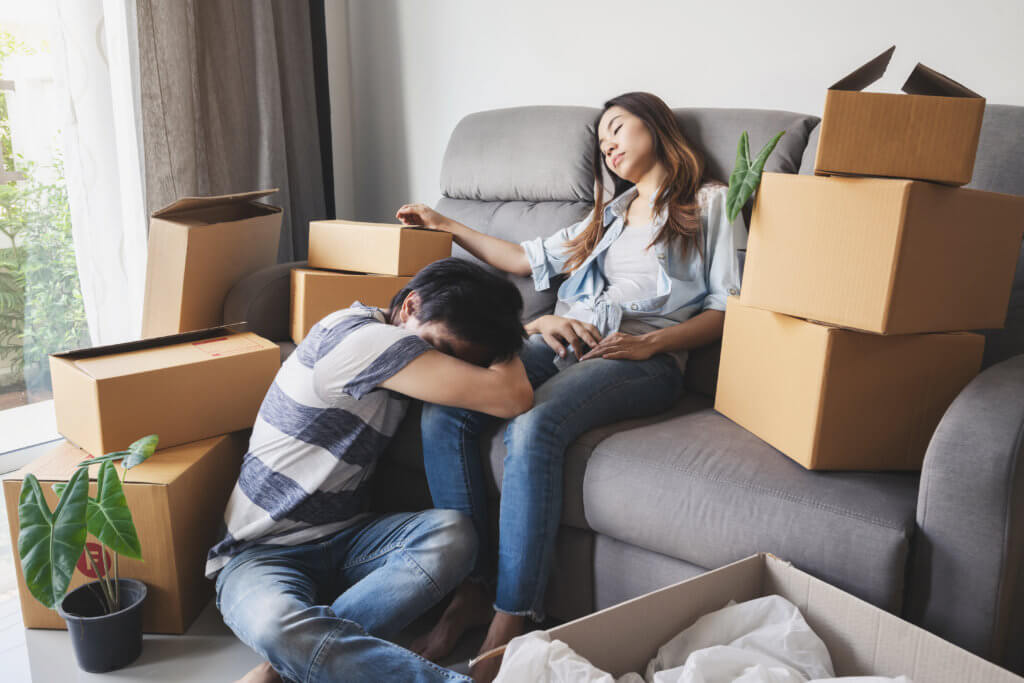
726, 129, 786, 222
17, 434, 159, 673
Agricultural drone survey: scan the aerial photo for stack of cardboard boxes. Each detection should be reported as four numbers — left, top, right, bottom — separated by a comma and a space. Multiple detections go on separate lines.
715, 48, 1024, 470
292, 220, 453, 343
3, 191, 289, 634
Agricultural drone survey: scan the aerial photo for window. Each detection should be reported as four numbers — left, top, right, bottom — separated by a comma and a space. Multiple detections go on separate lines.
0, 4, 86, 462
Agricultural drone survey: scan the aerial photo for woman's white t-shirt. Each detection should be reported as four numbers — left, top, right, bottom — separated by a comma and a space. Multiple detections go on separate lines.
602, 220, 661, 304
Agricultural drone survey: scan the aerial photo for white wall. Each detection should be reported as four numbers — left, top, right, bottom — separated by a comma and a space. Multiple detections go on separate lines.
332, 0, 1024, 222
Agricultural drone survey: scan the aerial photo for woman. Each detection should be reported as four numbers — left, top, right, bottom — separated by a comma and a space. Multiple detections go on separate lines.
397, 92, 746, 681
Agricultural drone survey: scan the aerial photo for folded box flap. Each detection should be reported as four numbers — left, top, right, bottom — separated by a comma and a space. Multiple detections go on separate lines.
901, 62, 982, 99
152, 189, 280, 218
51, 323, 250, 362
830, 45, 895, 92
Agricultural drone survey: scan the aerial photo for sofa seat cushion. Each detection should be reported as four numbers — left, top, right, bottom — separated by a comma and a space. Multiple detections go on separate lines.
382, 393, 716, 532
580, 408, 919, 611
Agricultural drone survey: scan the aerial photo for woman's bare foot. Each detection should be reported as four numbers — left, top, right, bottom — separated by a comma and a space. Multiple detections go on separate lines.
410, 580, 494, 662
469, 612, 528, 683
235, 661, 281, 683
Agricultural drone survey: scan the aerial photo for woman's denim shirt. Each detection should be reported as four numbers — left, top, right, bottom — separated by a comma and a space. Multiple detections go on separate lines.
520, 183, 747, 334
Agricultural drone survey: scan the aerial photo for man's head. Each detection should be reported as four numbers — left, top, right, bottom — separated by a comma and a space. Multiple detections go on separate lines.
388, 258, 526, 366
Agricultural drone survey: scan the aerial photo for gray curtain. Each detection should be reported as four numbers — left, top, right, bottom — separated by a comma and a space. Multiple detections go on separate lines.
136, 0, 326, 261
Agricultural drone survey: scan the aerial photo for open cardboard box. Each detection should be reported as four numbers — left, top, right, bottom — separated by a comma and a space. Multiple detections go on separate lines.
142, 189, 282, 338
813, 46, 985, 185
308, 219, 453, 276
2, 434, 249, 633
50, 324, 279, 456
714, 297, 983, 470
291, 268, 410, 343
475, 553, 1022, 681
740, 173, 1024, 335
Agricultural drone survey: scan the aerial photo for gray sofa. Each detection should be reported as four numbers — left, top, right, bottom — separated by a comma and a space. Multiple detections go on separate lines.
224, 105, 1024, 674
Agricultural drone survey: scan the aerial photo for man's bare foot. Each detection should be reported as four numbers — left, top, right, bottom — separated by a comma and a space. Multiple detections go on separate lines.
410, 580, 494, 662
235, 661, 281, 683
469, 612, 528, 683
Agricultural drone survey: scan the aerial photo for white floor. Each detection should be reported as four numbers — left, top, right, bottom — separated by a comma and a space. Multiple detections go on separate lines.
0, 498, 486, 681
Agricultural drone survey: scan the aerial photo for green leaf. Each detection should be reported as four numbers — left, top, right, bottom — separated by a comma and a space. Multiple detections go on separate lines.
74, 451, 130, 469
725, 130, 785, 223
85, 461, 142, 560
18, 468, 89, 609
122, 434, 158, 471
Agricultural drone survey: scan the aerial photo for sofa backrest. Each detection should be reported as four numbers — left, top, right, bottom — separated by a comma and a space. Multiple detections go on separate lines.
437, 105, 819, 395
800, 104, 1024, 369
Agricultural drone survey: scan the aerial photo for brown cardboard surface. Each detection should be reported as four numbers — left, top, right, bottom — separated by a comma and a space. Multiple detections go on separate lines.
741, 173, 1024, 335
714, 298, 984, 470
308, 220, 452, 276
814, 47, 985, 185
290, 268, 410, 343
49, 327, 279, 456
142, 189, 282, 337
2, 433, 248, 634
477, 554, 1022, 681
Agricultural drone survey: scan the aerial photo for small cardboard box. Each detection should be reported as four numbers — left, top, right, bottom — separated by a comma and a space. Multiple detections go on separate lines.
291, 268, 410, 344
740, 173, 1024, 335
714, 298, 983, 470
308, 220, 452, 276
2, 433, 249, 633
142, 189, 282, 338
49, 325, 280, 457
480, 553, 1022, 682
814, 46, 985, 185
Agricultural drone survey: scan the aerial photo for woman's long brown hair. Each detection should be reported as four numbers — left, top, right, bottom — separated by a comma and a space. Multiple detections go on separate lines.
563, 92, 711, 273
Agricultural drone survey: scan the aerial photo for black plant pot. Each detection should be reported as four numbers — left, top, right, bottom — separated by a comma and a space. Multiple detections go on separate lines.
57, 579, 147, 673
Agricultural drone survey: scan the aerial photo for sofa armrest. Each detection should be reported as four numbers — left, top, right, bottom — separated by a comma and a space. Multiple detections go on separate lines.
905, 353, 1024, 672
223, 260, 306, 342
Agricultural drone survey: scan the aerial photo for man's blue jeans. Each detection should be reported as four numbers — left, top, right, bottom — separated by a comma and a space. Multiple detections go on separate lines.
215, 510, 475, 682
421, 334, 685, 621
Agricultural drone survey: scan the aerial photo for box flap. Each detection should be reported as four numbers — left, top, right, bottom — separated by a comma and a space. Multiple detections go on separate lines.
3, 437, 233, 486
830, 45, 894, 91
152, 189, 280, 218
314, 219, 436, 233
51, 323, 249, 363
902, 62, 982, 99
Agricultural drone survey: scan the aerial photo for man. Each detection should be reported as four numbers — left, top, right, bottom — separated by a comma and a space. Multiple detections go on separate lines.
209, 258, 532, 683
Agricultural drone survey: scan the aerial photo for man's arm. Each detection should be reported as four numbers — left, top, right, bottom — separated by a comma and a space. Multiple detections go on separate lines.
380, 351, 533, 419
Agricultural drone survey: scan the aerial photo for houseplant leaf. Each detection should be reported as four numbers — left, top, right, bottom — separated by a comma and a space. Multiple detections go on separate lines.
122, 434, 159, 471
18, 468, 90, 609
74, 450, 130, 469
85, 460, 142, 560
725, 130, 785, 223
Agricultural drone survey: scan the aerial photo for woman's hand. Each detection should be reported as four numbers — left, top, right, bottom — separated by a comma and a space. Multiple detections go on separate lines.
579, 331, 660, 361
526, 315, 602, 359
396, 203, 453, 232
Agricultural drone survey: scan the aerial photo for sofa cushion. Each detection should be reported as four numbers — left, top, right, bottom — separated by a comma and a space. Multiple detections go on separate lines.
673, 108, 819, 184
799, 122, 821, 175
441, 106, 599, 203
381, 393, 716, 532
580, 408, 919, 611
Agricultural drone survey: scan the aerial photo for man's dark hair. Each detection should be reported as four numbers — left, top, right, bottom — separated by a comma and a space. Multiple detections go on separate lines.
388, 257, 526, 363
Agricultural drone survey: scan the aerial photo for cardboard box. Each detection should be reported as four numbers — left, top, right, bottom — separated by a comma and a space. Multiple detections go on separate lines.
291, 268, 410, 344
2, 433, 248, 633
50, 325, 280, 456
142, 189, 282, 337
480, 553, 1023, 682
814, 46, 985, 185
714, 298, 983, 470
308, 220, 452, 276
740, 173, 1024, 335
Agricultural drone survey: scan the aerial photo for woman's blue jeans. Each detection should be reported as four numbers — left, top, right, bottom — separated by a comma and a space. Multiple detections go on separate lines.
420, 334, 685, 621
215, 510, 475, 683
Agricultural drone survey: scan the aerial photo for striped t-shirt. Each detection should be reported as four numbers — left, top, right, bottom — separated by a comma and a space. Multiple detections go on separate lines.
205, 303, 432, 577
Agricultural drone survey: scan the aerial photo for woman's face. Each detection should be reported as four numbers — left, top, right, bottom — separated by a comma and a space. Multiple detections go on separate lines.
597, 105, 657, 183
